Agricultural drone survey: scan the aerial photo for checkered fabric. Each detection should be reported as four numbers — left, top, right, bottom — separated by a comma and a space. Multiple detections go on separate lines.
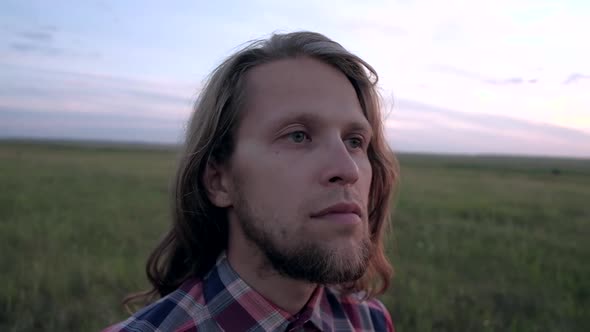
104, 254, 394, 332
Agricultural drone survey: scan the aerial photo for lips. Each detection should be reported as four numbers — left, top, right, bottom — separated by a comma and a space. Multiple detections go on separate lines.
310, 202, 362, 224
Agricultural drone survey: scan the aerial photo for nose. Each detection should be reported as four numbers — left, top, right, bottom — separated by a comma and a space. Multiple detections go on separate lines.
319, 139, 360, 186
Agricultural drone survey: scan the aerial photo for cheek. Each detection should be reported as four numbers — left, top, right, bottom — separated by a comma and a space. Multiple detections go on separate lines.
232, 150, 299, 210
358, 159, 373, 194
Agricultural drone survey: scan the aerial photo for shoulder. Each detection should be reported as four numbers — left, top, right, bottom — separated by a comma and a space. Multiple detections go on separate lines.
103, 279, 212, 332
363, 297, 395, 332
324, 288, 395, 332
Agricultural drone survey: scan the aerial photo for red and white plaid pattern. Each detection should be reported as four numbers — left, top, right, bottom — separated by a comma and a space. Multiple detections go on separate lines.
104, 253, 394, 332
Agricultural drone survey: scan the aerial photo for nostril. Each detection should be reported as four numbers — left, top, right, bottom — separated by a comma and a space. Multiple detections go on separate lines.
329, 176, 342, 183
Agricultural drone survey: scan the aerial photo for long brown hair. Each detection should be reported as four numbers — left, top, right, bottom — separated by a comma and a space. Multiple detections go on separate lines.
124, 31, 399, 309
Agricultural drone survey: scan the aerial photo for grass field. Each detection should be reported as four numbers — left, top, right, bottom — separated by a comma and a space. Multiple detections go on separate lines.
1, 140, 589, 331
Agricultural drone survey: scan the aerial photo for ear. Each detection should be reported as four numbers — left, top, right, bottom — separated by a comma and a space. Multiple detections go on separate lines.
202, 159, 233, 208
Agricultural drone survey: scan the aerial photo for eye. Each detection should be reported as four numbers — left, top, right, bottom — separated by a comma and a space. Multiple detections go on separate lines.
288, 131, 310, 143
347, 136, 365, 149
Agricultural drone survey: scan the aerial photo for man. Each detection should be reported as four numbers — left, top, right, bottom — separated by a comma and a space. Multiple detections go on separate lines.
105, 31, 399, 332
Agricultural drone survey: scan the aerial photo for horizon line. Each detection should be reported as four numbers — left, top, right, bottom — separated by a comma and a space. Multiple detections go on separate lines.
2, 136, 589, 161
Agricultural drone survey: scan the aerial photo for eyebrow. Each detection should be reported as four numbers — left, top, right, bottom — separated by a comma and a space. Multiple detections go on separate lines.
272, 111, 373, 137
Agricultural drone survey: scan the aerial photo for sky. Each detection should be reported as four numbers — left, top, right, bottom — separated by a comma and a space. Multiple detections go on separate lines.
1, 0, 589, 158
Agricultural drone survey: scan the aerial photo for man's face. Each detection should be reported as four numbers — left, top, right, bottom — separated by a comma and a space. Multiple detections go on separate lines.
226, 56, 373, 284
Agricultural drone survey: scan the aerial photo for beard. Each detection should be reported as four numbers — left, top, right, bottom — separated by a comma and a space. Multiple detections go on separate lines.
233, 193, 373, 285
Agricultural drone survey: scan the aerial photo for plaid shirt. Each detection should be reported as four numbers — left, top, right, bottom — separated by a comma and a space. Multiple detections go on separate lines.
104, 254, 394, 332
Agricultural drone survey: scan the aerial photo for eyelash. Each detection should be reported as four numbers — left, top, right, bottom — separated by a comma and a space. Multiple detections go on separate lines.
286, 130, 366, 150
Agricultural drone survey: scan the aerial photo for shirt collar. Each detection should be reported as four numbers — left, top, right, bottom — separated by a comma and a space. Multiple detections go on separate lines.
202, 253, 327, 331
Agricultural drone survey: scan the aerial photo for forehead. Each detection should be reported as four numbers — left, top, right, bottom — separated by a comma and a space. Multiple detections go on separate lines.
240, 56, 368, 130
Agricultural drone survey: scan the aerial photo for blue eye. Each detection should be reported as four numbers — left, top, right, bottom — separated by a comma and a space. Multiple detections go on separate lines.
288, 131, 310, 143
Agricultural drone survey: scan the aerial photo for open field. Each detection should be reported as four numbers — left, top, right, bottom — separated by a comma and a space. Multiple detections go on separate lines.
1, 140, 589, 331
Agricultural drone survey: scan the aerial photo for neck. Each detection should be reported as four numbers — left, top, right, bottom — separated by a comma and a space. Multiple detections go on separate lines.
227, 229, 317, 314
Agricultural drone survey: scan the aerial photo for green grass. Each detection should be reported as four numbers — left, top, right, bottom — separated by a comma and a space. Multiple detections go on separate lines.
1, 140, 589, 331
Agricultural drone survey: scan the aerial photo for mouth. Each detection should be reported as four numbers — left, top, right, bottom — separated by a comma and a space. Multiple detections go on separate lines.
310, 202, 362, 224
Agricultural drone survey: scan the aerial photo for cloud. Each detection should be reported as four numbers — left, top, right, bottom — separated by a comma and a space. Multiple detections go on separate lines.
0, 108, 183, 144
0, 55, 189, 144
386, 99, 590, 158
9, 42, 65, 56
0, 65, 196, 136
563, 73, 590, 85
5, 24, 100, 59
492, 77, 538, 85
2, 63, 588, 158
40, 24, 58, 32
10, 24, 57, 44
0, 64, 194, 144
396, 99, 590, 140
0, 108, 184, 129
18, 30, 53, 42
10, 44, 101, 60
428, 64, 538, 86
